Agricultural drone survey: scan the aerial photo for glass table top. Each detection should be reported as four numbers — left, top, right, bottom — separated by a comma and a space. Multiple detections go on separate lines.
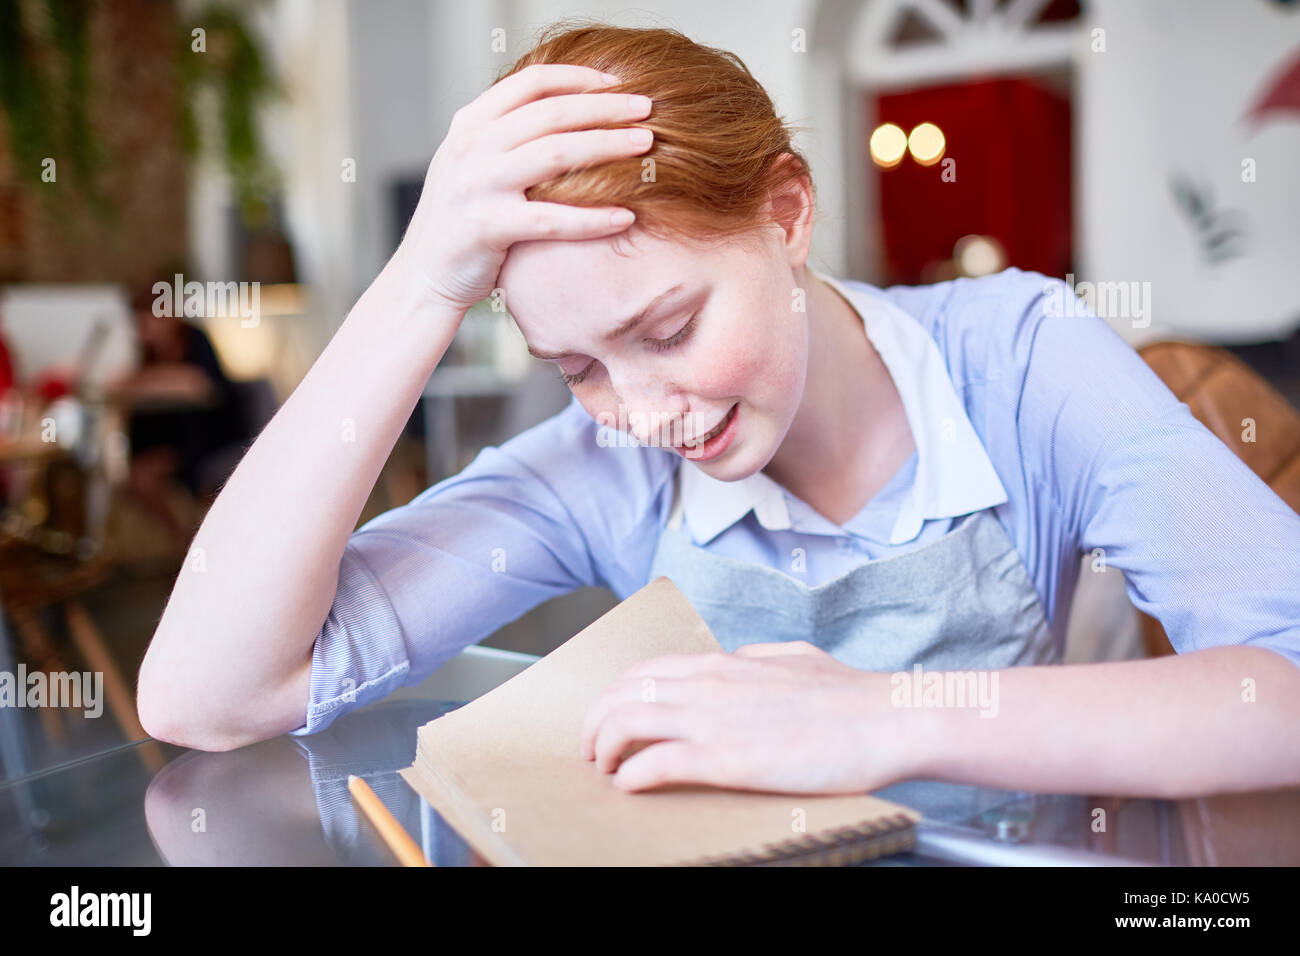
8, 693, 1289, 867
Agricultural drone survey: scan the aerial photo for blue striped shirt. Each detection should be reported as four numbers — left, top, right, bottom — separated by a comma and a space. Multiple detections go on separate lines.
291, 267, 1300, 736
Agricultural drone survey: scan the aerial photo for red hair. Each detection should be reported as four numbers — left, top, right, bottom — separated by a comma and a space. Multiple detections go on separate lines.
495, 20, 816, 247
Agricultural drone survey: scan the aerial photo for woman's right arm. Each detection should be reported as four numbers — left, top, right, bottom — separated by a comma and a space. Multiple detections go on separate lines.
136, 268, 461, 751
137, 64, 654, 751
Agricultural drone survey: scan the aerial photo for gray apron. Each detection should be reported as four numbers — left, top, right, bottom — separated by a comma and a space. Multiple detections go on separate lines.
647, 464, 1059, 824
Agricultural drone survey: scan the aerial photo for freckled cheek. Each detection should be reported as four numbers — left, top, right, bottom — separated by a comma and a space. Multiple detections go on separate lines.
688, 343, 771, 397
767, 351, 805, 396
693, 344, 803, 406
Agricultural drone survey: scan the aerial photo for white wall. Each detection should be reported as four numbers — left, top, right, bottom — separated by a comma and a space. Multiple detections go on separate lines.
187, 0, 359, 379
273, 0, 357, 359
346, 0, 437, 289
1080, 0, 1300, 344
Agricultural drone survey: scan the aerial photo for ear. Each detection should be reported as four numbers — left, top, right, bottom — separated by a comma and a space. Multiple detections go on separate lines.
763, 154, 816, 272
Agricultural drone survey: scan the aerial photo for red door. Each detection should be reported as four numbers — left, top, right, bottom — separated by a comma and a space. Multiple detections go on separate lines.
873, 75, 1073, 285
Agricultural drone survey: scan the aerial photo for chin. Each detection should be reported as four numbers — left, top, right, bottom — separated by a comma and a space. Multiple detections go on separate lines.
691, 437, 772, 483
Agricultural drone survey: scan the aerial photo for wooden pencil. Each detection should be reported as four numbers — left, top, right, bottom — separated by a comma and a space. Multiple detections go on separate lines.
348, 774, 432, 867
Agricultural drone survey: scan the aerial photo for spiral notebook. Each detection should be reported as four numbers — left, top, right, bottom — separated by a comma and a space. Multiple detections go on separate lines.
399, 576, 920, 866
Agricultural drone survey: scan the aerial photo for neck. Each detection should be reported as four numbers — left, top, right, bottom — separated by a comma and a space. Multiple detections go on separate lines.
762, 267, 915, 525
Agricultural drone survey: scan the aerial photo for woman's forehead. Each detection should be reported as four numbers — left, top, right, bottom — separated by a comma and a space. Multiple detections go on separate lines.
500, 232, 701, 326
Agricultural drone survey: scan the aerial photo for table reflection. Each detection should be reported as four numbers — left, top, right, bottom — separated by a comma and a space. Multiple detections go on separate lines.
145, 699, 477, 866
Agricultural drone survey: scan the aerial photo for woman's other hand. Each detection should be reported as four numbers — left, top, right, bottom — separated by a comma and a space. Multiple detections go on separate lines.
579, 641, 934, 795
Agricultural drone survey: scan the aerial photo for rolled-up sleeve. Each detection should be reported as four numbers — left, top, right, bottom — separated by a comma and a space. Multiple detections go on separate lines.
290, 397, 672, 735
293, 544, 415, 735
1011, 274, 1300, 669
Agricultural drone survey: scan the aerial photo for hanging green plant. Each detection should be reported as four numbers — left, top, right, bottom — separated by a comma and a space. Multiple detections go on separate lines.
0, 0, 281, 226
179, 1, 283, 226
0, 0, 105, 216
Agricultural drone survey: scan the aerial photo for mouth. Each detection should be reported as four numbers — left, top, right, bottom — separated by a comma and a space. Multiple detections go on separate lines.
677, 403, 739, 461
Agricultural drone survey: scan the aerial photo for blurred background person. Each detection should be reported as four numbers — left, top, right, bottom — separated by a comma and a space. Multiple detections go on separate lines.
107, 286, 251, 555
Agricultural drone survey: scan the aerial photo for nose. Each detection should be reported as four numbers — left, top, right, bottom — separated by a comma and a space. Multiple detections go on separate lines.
605, 362, 689, 446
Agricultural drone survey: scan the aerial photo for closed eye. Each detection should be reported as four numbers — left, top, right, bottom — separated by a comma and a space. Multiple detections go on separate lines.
645, 312, 698, 354
560, 362, 595, 387
559, 313, 700, 387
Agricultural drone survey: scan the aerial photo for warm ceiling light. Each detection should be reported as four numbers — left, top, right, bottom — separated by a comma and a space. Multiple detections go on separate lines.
870, 123, 908, 169
907, 122, 946, 166
954, 234, 1007, 277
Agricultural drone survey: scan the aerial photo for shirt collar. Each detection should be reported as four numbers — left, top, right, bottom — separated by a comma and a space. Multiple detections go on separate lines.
680, 269, 1007, 546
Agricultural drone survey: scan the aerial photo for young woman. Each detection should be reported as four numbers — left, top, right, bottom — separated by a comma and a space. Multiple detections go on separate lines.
138, 24, 1300, 799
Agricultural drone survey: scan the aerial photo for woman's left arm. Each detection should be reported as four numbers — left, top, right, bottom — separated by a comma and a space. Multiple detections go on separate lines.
962, 274, 1300, 796
579, 638, 1300, 796
912, 644, 1300, 798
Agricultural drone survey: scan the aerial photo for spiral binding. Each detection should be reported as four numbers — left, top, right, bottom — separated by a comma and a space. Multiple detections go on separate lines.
676, 812, 918, 867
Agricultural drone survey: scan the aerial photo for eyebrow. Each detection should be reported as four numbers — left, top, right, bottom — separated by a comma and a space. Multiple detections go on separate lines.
526, 284, 688, 361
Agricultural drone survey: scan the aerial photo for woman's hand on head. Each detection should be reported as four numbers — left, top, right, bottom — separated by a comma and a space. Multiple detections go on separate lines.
392, 63, 654, 316
578, 641, 925, 796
